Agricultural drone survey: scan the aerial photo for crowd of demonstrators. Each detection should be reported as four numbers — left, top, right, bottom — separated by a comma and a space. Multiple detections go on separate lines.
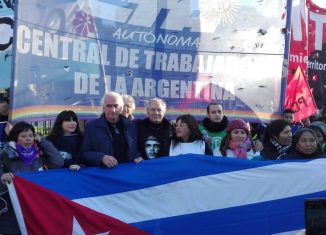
214, 119, 261, 160
46, 110, 83, 170
3, 93, 326, 234
121, 95, 136, 121
0, 121, 64, 234
80, 92, 142, 167
253, 108, 302, 143
136, 97, 174, 160
282, 128, 325, 160
170, 114, 212, 156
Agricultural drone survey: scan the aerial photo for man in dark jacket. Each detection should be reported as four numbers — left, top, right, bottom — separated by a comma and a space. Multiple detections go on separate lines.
81, 92, 141, 167
137, 97, 174, 159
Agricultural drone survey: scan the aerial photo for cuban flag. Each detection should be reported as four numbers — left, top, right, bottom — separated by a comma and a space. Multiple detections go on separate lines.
7, 155, 326, 234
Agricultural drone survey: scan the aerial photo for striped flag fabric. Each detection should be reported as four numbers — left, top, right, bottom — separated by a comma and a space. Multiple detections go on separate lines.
8, 155, 326, 234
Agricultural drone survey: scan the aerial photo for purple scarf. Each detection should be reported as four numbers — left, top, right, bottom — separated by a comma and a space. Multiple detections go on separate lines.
15, 143, 38, 166
228, 137, 252, 159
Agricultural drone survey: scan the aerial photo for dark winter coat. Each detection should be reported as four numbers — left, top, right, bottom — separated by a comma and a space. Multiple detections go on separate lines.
80, 114, 140, 166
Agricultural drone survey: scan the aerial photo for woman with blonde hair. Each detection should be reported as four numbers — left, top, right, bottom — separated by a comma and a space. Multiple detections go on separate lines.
122, 95, 136, 120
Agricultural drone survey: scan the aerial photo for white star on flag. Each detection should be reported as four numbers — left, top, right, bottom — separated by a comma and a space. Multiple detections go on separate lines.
72, 217, 110, 235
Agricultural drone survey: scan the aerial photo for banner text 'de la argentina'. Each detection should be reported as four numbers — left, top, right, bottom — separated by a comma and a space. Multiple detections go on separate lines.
11, 0, 289, 122
16, 25, 281, 100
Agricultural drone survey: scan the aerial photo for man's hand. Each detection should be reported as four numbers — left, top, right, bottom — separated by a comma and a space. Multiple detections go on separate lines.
253, 140, 263, 152
4, 122, 12, 136
35, 133, 42, 143
1, 172, 14, 184
134, 157, 144, 164
204, 136, 212, 146
101, 155, 118, 168
69, 164, 81, 171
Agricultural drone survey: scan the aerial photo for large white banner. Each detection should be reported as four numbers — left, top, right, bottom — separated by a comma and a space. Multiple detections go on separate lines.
11, 0, 291, 122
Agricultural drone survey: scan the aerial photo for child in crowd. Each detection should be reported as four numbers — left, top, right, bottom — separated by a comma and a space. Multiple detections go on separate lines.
214, 119, 260, 159
170, 114, 212, 156
46, 110, 83, 170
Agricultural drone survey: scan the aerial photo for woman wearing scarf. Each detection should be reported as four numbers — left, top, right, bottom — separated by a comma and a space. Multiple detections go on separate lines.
261, 119, 293, 160
0, 121, 64, 235
213, 119, 260, 159
282, 128, 326, 160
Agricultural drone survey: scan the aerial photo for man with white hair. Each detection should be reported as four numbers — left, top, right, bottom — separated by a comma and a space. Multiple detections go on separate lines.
136, 97, 174, 159
81, 92, 141, 167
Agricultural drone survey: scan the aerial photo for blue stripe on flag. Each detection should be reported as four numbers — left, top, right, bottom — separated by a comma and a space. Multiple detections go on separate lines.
131, 191, 326, 235
17, 155, 286, 199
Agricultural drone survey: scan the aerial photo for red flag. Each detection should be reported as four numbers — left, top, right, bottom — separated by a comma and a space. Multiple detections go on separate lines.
305, 0, 326, 108
288, 0, 308, 83
10, 176, 148, 235
285, 65, 317, 122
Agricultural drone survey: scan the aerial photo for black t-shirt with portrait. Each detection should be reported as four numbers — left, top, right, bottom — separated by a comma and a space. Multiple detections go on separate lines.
136, 118, 174, 159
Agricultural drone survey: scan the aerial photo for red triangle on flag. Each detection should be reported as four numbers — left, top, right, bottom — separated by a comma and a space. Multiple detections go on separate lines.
12, 176, 148, 235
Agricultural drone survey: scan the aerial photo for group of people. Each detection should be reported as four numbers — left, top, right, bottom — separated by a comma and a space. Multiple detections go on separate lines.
261, 109, 326, 160
1, 91, 326, 234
